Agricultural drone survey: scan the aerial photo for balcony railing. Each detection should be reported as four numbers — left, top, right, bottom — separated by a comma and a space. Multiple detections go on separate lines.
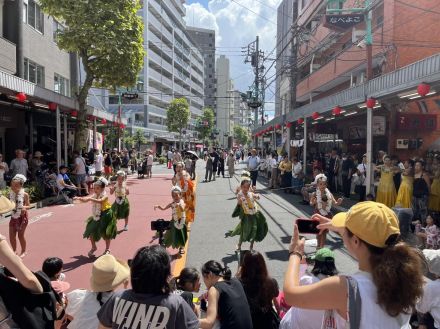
284, 53, 440, 123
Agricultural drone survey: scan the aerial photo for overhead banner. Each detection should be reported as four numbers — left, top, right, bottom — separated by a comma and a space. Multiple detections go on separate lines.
324, 14, 364, 31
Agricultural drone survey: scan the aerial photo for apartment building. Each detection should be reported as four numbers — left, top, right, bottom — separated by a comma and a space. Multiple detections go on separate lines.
0, 0, 120, 162
186, 26, 216, 111
110, 0, 205, 151
230, 90, 251, 129
216, 55, 233, 147
262, 0, 440, 160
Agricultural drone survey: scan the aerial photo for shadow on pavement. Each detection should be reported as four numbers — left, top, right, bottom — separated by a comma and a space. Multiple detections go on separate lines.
63, 255, 95, 272
265, 250, 289, 262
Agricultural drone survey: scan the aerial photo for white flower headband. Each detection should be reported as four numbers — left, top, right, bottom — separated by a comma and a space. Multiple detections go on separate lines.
12, 174, 27, 184
95, 177, 109, 186
171, 186, 182, 193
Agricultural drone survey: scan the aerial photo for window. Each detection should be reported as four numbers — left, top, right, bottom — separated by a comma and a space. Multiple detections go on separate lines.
23, 4, 27, 23
24, 58, 45, 87
148, 114, 163, 125
53, 19, 64, 42
54, 73, 70, 96
208, 64, 212, 68
27, 0, 44, 33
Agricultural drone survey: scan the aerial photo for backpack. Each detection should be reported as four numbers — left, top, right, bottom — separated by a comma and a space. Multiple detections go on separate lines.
0, 269, 63, 329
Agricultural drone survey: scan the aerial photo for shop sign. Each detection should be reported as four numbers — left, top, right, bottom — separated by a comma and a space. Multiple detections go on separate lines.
324, 14, 364, 30
309, 133, 338, 141
349, 126, 366, 139
373, 116, 386, 136
396, 114, 437, 131
290, 139, 304, 147
263, 137, 271, 142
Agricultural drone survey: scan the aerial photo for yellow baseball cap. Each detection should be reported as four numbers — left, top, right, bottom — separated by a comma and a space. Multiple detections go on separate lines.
331, 201, 400, 248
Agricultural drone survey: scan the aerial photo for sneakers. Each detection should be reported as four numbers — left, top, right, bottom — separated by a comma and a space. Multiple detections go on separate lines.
123, 225, 128, 231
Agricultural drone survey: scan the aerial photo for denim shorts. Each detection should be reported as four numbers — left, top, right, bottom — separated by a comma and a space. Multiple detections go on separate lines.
76, 174, 87, 184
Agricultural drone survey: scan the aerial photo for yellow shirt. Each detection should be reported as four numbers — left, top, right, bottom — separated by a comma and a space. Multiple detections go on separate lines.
101, 196, 111, 211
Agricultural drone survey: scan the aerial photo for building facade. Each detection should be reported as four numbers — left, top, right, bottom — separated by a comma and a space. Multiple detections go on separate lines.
109, 0, 205, 152
260, 0, 440, 170
0, 0, 123, 163
275, 0, 296, 117
186, 26, 216, 111
216, 55, 233, 147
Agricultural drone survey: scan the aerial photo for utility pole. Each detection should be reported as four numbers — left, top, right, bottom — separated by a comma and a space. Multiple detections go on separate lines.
365, 0, 374, 194
290, 0, 298, 160
244, 36, 265, 147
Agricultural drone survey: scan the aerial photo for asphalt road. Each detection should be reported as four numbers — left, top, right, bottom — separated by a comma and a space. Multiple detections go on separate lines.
186, 161, 358, 287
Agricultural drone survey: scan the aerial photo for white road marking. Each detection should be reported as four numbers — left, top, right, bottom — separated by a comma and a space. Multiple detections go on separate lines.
29, 212, 53, 224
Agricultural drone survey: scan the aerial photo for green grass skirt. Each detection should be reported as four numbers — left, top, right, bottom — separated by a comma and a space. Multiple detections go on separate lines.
164, 220, 188, 248
228, 205, 268, 242
112, 198, 130, 219
83, 209, 117, 241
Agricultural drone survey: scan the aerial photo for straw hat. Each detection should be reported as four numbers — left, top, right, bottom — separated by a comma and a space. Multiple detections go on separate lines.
0, 196, 15, 215
90, 254, 129, 292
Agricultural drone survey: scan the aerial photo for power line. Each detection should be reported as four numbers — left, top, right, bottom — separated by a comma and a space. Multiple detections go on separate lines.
229, 0, 277, 25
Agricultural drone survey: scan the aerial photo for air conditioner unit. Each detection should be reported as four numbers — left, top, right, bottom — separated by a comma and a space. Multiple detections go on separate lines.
352, 27, 366, 44
396, 139, 409, 149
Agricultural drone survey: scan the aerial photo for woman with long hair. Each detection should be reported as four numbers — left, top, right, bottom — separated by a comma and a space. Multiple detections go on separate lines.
238, 251, 279, 329
199, 260, 252, 329
395, 159, 414, 208
413, 160, 431, 224
284, 201, 425, 328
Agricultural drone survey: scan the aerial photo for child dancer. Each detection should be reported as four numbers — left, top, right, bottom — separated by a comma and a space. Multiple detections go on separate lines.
154, 186, 188, 255
175, 169, 195, 228
234, 171, 255, 194
227, 176, 268, 251
75, 177, 116, 257
312, 174, 343, 249
9, 174, 30, 257
110, 171, 130, 231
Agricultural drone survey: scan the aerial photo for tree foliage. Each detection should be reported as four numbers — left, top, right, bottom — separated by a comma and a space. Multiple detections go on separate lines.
196, 107, 215, 140
166, 98, 190, 149
233, 125, 251, 146
40, 0, 144, 151
123, 129, 147, 151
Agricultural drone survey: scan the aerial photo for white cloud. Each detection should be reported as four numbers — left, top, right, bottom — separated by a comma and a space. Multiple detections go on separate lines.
184, 0, 279, 115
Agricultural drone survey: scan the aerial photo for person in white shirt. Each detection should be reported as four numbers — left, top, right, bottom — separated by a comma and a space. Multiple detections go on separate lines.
146, 150, 154, 178
285, 202, 425, 329
73, 151, 88, 196
0, 154, 9, 189
269, 152, 278, 189
94, 149, 104, 177
10, 149, 28, 178
354, 154, 368, 201
416, 249, 440, 329
247, 149, 260, 188
56, 166, 77, 201
292, 157, 303, 193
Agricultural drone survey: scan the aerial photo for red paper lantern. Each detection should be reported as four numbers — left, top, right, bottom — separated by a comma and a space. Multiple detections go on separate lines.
332, 106, 342, 116
71, 110, 78, 117
48, 102, 57, 111
312, 112, 320, 120
275, 124, 281, 130
366, 98, 376, 108
101, 118, 107, 124
16, 92, 27, 103
286, 122, 292, 128
417, 83, 431, 97
297, 118, 304, 125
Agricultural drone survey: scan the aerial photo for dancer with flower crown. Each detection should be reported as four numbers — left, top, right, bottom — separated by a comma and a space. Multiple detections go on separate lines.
172, 163, 195, 228
226, 175, 268, 251
9, 174, 30, 257
74, 177, 116, 257
154, 186, 188, 255
110, 171, 130, 231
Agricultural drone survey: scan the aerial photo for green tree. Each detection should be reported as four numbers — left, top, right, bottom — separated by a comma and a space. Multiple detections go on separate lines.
196, 107, 215, 141
40, 0, 144, 151
133, 129, 147, 152
166, 98, 190, 150
233, 125, 251, 146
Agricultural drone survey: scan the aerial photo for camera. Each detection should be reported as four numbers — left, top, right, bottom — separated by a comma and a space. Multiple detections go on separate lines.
150, 219, 171, 247
151, 219, 171, 231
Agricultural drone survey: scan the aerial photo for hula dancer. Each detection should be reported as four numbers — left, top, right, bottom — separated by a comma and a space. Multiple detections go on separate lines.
110, 171, 130, 231
227, 176, 268, 251
9, 174, 30, 257
154, 186, 188, 255
75, 177, 116, 257
175, 169, 195, 227
234, 171, 255, 194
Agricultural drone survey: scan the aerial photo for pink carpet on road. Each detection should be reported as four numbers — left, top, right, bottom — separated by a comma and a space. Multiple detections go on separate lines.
0, 174, 177, 290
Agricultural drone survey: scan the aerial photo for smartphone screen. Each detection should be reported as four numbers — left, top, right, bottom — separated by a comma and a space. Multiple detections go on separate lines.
296, 219, 320, 234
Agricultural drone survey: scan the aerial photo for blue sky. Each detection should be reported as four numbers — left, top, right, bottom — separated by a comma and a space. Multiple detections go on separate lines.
183, 0, 279, 117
